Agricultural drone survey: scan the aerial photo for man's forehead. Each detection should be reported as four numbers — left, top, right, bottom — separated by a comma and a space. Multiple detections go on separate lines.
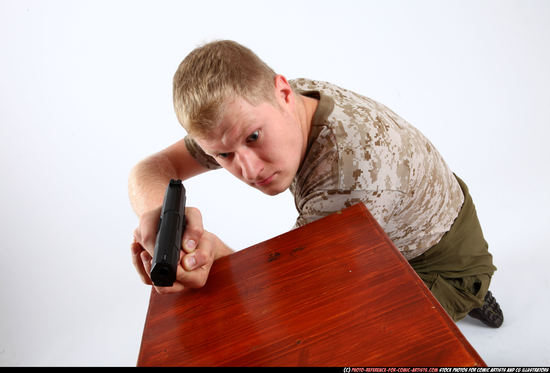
194, 104, 255, 152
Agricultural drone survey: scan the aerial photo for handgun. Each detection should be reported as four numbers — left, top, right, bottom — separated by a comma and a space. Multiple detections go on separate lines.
150, 179, 186, 287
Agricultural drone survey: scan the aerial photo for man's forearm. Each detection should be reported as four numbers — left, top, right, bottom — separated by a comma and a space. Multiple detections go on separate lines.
212, 232, 235, 259
128, 154, 178, 217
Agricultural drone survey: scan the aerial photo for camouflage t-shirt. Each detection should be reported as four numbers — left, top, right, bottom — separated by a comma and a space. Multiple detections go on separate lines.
184, 78, 464, 260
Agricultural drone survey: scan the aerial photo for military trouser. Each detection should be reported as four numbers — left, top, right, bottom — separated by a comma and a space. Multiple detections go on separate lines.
408, 175, 497, 322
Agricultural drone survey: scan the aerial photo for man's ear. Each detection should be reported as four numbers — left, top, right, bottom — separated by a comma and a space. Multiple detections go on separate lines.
274, 74, 293, 105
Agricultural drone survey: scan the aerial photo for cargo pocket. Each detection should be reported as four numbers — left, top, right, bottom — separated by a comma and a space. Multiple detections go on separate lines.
430, 274, 491, 321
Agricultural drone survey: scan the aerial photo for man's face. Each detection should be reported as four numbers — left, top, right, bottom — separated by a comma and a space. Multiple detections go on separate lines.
194, 95, 307, 196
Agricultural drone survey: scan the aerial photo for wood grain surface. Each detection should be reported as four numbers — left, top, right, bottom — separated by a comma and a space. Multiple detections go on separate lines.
137, 203, 485, 367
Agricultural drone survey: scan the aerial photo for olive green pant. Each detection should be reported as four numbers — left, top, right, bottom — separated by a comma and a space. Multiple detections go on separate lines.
408, 175, 497, 321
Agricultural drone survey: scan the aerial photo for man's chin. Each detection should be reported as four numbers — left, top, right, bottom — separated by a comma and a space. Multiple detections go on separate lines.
254, 181, 289, 196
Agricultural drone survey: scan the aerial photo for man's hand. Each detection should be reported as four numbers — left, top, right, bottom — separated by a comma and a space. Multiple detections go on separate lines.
131, 206, 232, 294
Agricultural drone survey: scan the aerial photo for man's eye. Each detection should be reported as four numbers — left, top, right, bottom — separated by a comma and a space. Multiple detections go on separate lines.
217, 152, 230, 159
246, 130, 259, 143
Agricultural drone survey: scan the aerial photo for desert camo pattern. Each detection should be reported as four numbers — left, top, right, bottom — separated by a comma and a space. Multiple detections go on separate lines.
184, 136, 222, 171
289, 78, 464, 259
184, 78, 464, 259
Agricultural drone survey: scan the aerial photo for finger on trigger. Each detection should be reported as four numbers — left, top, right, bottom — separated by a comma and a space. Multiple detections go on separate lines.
133, 228, 140, 243
131, 242, 152, 285
140, 250, 152, 274
131, 241, 142, 256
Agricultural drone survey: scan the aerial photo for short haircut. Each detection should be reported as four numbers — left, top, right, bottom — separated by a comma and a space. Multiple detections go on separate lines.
173, 40, 277, 137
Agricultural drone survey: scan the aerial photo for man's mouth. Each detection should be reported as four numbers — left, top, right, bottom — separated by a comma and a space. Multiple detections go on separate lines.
255, 173, 276, 187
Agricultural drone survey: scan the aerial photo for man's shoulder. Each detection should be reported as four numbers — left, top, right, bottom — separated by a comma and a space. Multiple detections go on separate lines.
294, 79, 379, 145
290, 78, 334, 92
291, 78, 390, 127
295, 78, 420, 194
291, 78, 374, 102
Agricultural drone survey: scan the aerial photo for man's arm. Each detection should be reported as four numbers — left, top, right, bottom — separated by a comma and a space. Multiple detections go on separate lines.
128, 138, 210, 217
128, 138, 233, 293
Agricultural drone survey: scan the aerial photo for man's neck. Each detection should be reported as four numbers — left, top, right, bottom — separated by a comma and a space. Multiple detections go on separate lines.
298, 94, 319, 134
295, 94, 319, 164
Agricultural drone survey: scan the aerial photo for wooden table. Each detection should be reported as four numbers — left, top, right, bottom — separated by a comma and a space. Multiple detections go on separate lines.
137, 203, 485, 367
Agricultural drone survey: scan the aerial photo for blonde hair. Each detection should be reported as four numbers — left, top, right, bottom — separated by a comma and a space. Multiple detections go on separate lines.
173, 40, 277, 137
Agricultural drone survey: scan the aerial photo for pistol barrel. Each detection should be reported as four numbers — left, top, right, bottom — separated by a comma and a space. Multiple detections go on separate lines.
150, 179, 186, 287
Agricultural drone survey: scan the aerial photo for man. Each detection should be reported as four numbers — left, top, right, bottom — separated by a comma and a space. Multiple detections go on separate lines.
129, 40, 503, 327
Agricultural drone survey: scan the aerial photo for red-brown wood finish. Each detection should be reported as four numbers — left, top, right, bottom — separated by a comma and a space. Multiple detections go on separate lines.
137, 203, 485, 367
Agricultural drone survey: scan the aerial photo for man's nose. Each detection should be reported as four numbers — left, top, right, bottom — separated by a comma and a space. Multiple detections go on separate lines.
236, 150, 263, 182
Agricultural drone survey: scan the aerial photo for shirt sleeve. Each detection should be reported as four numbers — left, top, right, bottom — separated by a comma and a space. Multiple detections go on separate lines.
184, 135, 222, 171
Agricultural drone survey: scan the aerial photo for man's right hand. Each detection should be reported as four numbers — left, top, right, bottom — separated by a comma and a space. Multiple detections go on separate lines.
131, 206, 231, 294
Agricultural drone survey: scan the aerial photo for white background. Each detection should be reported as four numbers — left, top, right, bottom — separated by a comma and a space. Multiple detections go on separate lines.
1, 0, 549, 366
